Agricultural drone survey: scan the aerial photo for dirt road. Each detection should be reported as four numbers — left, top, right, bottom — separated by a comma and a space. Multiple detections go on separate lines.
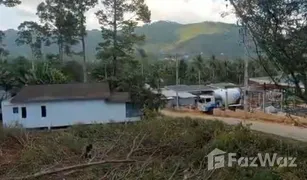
161, 110, 307, 142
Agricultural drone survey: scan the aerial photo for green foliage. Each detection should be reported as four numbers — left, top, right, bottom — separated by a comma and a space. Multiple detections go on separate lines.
141, 57, 276, 87
0, 0, 21, 7
0, 58, 71, 94
0, 31, 9, 60
61, 60, 84, 82
37, 0, 80, 61
229, 0, 307, 102
177, 21, 229, 43
0, 122, 24, 143
0, 61, 16, 92
96, 0, 151, 77
19, 61, 69, 85
63, 0, 98, 82
4, 21, 249, 60
16, 21, 48, 60
1, 117, 307, 179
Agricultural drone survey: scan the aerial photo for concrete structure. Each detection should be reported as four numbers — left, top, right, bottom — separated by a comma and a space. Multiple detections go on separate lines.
165, 85, 216, 93
158, 88, 196, 107
1, 83, 140, 129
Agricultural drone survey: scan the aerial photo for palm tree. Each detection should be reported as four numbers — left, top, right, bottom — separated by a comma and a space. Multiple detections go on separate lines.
192, 55, 204, 85
19, 61, 69, 85
136, 48, 147, 77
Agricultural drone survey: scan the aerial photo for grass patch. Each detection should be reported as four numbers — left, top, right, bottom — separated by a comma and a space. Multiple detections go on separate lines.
0, 115, 307, 180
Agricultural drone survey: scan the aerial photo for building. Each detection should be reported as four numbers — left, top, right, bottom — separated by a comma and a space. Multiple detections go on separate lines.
164, 84, 241, 107
165, 85, 216, 94
1, 83, 141, 129
249, 76, 305, 89
159, 88, 196, 107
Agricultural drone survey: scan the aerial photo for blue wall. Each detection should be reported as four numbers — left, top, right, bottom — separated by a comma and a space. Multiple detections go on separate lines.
1, 99, 140, 128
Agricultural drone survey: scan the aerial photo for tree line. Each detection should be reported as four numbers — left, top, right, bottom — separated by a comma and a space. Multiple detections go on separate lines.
0, 0, 287, 109
0, 0, 166, 110
227, 0, 307, 102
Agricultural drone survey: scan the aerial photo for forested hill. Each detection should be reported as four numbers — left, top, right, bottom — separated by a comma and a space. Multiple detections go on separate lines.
2, 21, 244, 60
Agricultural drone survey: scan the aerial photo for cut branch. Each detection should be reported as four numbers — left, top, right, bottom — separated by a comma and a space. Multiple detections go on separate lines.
6, 159, 137, 180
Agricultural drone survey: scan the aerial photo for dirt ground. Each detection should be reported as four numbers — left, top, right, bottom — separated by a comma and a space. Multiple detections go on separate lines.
161, 109, 307, 142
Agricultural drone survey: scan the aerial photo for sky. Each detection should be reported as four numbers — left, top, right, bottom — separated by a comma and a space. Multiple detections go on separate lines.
0, 0, 236, 30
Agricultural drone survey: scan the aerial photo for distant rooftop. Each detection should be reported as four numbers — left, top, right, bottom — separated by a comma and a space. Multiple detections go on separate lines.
165, 85, 216, 92
11, 82, 131, 103
159, 88, 196, 99
249, 76, 304, 88
208, 82, 238, 88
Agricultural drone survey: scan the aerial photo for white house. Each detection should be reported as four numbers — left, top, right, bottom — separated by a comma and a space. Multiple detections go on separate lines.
1, 82, 141, 129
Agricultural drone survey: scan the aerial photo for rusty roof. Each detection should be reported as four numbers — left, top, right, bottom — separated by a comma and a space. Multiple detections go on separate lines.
11, 82, 118, 103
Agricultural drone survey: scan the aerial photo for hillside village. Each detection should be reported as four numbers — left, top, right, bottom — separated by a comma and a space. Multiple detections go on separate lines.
1, 0, 307, 179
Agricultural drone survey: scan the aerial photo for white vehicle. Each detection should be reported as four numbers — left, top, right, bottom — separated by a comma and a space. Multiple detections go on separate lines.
197, 95, 220, 112
213, 88, 241, 106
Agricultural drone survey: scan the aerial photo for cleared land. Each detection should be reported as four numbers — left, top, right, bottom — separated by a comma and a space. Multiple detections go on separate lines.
1, 115, 307, 180
161, 109, 307, 142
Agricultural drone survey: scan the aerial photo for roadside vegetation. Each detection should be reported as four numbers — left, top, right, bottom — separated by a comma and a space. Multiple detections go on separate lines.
1, 114, 307, 180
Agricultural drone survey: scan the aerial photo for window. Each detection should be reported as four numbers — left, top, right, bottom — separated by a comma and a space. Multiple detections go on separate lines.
198, 99, 204, 103
126, 103, 141, 118
205, 98, 212, 103
21, 107, 27, 118
41, 106, 46, 117
13, 107, 18, 114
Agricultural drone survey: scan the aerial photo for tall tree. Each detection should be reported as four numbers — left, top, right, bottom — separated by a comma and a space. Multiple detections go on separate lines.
0, 0, 20, 7
65, 0, 98, 82
192, 55, 205, 85
37, 0, 79, 62
16, 21, 48, 69
0, 0, 21, 60
137, 47, 147, 77
178, 59, 188, 84
0, 31, 9, 61
228, 0, 307, 101
0, 61, 16, 96
96, 0, 151, 78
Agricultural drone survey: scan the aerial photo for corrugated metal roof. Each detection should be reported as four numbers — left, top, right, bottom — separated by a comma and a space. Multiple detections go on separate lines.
11, 82, 131, 103
160, 89, 196, 98
165, 85, 216, 92
209, 82, 238, 88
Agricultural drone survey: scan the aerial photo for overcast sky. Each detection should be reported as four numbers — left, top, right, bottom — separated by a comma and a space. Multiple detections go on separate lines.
0, 0, 236, 30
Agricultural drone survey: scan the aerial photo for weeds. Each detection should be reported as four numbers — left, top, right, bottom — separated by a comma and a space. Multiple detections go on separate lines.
1, 116, 307, 179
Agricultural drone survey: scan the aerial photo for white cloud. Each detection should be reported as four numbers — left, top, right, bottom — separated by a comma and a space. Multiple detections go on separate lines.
147, 0, 235, 24
0, 0, 236, 30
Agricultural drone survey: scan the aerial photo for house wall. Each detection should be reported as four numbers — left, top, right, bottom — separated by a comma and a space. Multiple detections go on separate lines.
1, 99, 140, 128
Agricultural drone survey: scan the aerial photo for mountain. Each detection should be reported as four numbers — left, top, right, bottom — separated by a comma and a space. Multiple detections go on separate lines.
2, 21, 244, 60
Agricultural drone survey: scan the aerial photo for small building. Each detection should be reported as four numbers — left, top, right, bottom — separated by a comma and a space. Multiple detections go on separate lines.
1, 83, 141, 129
158, 88, 196, 107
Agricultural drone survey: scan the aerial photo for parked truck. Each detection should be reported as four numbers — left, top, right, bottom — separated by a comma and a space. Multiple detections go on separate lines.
197, 88, 242, 113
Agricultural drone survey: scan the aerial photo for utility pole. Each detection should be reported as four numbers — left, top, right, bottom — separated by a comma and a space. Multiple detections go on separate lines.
176, 54, 179, 85
198, 52, 202, 87
175, 54, 179, 109
244, 49, 249, 113
241, 24, 249, 115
